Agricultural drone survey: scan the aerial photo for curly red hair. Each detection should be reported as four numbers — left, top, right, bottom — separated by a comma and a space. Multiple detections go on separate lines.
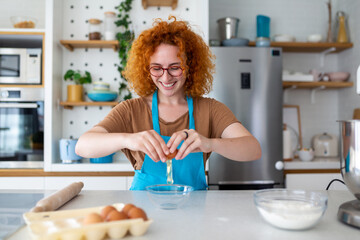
122, 16, 215, 97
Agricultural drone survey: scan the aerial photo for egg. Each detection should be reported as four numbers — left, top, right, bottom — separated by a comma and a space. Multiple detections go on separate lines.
128, 207, 148, 221
100, 205, 117, 219
166, 149, 178, 160
122, 203, 136, 215
106, 210, 128, 222
83, 212, 104, 225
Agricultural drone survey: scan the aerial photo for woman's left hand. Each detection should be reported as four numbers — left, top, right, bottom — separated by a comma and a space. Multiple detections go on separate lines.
167, 129, 212, 160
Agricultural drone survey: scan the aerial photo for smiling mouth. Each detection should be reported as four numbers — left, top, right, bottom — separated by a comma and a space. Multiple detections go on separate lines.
160, 81, 176, 87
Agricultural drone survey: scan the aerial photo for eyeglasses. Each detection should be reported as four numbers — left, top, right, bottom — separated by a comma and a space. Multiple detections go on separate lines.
149, 66, 184, 77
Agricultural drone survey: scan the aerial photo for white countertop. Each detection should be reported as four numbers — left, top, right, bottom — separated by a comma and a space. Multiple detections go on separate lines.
4, 189, 359, 240
284, 157, 340, 170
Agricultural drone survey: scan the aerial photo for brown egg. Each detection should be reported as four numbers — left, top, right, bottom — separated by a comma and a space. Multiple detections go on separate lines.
83, 212, 104, 225
122, 203, 136, 215
100, 205, 117, 219
166, 149, 178, 160
106, 210, 128, 222
127, 207, 148, 221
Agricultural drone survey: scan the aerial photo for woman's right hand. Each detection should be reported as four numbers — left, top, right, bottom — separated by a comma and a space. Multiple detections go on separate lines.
126, 130, 169, 162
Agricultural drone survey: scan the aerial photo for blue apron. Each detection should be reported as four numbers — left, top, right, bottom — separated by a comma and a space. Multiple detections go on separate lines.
130, 90, 207, 190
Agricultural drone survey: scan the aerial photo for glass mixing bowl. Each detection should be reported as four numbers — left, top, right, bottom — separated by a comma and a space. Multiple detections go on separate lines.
254, 189, 328, 230
145, 184, 194, 210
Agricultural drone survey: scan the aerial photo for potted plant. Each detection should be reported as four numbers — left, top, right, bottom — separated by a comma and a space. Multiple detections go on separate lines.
64, 70, 92, 102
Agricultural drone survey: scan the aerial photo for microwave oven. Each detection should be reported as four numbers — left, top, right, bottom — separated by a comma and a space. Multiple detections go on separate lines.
0, 48, 42, 85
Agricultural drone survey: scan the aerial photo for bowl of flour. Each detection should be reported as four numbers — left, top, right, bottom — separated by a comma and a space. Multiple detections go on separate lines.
254, 189, 328, 230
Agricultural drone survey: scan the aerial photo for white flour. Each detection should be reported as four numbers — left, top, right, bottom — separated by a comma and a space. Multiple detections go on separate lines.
258, 200, 324, 230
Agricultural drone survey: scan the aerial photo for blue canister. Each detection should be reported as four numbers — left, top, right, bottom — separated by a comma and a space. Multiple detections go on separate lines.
256, 15, 270, 38
59, 139, 82, 163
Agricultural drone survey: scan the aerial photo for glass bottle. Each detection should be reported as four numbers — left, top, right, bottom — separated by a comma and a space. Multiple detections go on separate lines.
334, 11, 350, 43
104, 11, 116, 41
88, 18, 102, 40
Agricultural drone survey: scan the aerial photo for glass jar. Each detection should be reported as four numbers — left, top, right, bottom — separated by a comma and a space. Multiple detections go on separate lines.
88, 18, 102, 40
104, 11, 116, 41
334, 11, 350, 43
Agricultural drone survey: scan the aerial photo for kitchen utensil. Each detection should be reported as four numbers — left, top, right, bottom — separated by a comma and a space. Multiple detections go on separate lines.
90, 153, 114, 163
334, 11, 350, 43
273, 34, 295, 42
87, 90, 118, 102
217, 17, 240, 41
312, 133, 338, 157
31, 182, 84, 212
256, 15, 270, 38
93, 81, 110, 91
104, 11, 116, 40
298, 148, 315, 161
254, 189, 328, 230
88, 18, 102, 40
307, 34, 322, 42
353, 108, 360, 119
59, 139, 82, 163
10, 16, 37, 28
283, 124, 293, 161
337, 120, 360, 228
222, 38, 249, 46
145, 184, 194, 210
327, 72, 350, 82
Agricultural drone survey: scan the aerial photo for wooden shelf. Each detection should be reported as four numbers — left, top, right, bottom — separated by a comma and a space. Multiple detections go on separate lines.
248, 41, 353, 53
283, 81, 353, 89
60, 40, 119, 52
60, 101, 118, 109
142, 0, 178, 9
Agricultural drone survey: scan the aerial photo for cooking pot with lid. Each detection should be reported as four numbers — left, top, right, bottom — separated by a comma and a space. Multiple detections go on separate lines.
312, 133, 338, 157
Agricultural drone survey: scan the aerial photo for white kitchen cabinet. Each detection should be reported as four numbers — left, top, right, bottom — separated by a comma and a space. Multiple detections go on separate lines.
44, 177, 128, 190
285, 173, 347, 191
0, 177, 44, 190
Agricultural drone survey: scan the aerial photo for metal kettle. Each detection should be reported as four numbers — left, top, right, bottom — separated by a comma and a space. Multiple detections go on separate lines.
312, 133, 338, 157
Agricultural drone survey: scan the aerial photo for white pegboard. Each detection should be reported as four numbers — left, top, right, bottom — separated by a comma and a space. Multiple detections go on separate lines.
60, 0, 208, 165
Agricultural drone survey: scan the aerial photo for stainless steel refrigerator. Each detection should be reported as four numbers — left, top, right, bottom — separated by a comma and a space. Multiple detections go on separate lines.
207, 47, 283, 190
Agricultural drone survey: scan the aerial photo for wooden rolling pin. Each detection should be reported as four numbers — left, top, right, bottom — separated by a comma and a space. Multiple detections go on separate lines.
31, 182, 84, 212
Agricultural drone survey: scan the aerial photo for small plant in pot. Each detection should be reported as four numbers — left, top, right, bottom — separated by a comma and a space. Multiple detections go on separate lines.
64, 70, 92, 102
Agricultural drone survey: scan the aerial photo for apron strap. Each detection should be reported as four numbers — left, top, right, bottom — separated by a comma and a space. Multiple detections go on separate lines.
151, 90, 195, 134
152, 90, 161, 134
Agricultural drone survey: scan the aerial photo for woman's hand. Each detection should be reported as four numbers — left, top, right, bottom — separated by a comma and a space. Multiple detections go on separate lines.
126, 130, 169, 162
167, 129, 212, 160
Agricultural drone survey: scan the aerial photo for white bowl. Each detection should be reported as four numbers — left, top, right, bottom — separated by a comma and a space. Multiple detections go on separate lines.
307, 34, 322, 43
298, 149, 315, 161
254, 189, 328, 230
273, 34, 296, 42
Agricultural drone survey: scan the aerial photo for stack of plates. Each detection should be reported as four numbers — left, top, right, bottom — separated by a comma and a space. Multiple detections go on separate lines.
88, 81, 118, 102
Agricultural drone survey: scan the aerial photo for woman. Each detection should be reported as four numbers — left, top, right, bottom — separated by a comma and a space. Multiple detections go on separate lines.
76, 16, 261, 190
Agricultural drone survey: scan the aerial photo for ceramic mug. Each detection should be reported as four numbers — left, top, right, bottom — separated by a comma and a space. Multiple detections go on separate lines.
59, 139, 82, 163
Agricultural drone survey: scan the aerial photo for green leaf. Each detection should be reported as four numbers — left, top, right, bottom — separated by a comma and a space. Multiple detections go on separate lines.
64, 69, 75, 80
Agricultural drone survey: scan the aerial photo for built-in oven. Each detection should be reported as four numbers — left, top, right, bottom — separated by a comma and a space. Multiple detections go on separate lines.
0, 88, 44, 164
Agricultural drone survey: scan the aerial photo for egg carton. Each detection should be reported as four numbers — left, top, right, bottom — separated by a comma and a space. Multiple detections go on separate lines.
23, 203, 153, 240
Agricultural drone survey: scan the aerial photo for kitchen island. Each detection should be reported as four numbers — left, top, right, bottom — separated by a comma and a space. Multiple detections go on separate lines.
3, 190, 359, 240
